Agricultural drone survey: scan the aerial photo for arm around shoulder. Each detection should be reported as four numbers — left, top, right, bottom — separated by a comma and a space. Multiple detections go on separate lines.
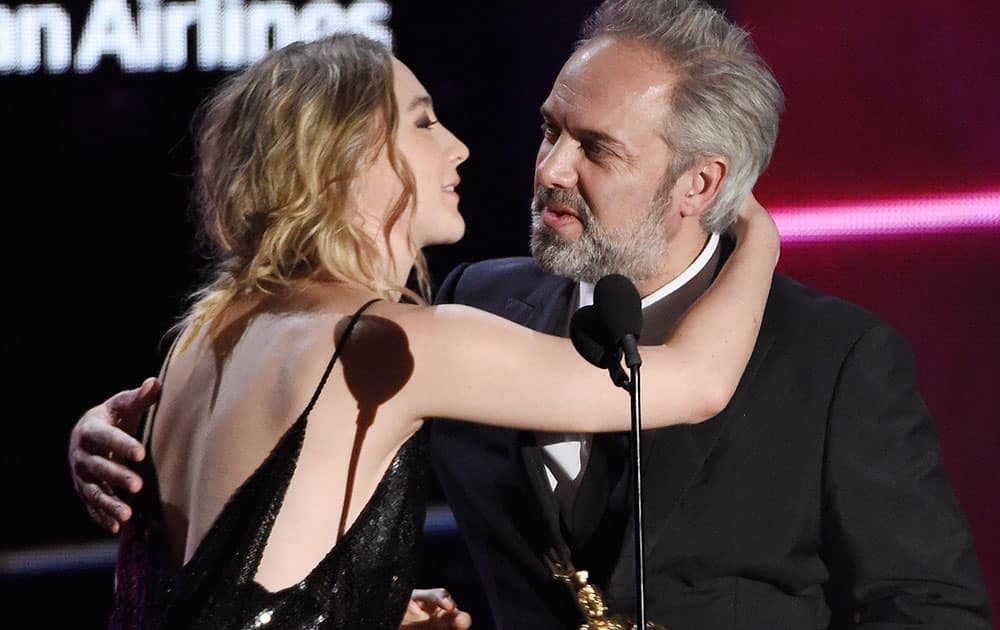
639, 196, 780, 420
395, 205, 778, 432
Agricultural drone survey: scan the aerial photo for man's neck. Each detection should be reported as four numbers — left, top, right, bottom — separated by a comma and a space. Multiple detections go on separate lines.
634, 230, 713, 298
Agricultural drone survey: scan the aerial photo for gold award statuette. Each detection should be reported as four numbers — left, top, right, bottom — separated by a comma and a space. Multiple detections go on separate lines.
550, 563, 666, 630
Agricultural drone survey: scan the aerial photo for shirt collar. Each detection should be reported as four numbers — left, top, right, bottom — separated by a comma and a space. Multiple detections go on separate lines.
578, 232, 720, 309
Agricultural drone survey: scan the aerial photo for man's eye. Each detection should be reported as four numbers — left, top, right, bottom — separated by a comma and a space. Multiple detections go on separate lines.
583, 144, 606, 159
540, 122, 558, 141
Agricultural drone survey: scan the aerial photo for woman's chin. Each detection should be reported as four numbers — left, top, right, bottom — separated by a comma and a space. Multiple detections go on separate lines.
422, 221, 466, 248
444, 224, 466, 245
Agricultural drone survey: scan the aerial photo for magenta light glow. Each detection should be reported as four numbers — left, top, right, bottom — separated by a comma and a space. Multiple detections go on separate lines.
772, 190, 1000, 243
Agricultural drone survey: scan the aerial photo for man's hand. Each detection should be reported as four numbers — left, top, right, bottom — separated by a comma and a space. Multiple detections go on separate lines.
68, 378, 161, 533
400, 588, 472, 629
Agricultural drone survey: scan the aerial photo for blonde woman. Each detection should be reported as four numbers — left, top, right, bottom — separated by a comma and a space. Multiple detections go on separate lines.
84, 34, 777, 629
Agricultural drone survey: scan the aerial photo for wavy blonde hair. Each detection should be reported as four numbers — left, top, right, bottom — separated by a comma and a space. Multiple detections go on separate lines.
174, 34, 429, 351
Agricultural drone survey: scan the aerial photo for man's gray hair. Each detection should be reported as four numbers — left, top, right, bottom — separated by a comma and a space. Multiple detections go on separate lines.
581, 0, 784, 233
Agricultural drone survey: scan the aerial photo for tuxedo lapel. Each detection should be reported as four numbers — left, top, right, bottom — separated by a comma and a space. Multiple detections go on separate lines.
519, 438, 571, 559
640, 319, 777, 555
502, 276, 577, 337
503, 276, 579, 560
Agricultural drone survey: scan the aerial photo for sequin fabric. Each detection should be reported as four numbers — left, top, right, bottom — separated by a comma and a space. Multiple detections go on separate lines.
110, 300, 428, 629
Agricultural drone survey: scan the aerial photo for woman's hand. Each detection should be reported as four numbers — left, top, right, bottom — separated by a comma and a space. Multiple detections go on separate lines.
400, 588, 472, 629
730, 192, 780, 265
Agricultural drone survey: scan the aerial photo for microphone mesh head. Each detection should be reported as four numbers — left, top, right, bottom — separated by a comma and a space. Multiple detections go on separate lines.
594, 274, 643, 341
570, 306, 619, 368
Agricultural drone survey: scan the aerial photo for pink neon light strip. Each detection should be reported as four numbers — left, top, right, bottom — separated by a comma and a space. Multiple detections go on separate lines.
772, 190, 1000, 243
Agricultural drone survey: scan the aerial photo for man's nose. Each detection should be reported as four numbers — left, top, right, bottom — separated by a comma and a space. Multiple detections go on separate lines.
535, 139, 578, 189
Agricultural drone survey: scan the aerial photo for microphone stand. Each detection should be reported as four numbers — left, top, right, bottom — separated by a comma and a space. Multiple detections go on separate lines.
627, 364, 646, 630
586, 272, 649, 629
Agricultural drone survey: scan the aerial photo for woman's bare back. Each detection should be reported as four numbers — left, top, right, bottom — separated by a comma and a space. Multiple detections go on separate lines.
151, 290, 420, 592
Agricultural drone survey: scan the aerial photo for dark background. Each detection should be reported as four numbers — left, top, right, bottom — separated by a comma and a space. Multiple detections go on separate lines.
1, 0, 997, 626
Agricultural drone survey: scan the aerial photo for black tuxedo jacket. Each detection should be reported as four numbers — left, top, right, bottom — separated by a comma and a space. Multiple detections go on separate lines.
429, 257, 992, 629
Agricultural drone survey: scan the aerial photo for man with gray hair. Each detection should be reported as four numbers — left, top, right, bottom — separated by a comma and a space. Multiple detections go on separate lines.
71, 0, 991, 627
430, 1, 991, 627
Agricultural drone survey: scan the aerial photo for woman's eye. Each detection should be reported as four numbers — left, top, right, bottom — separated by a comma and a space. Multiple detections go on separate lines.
417, 117, 440, 129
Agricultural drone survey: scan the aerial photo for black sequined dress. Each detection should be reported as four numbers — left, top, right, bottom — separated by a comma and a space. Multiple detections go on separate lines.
110, 299, 427, 629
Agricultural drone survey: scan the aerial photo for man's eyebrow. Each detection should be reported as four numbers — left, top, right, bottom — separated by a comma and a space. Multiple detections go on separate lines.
540, 105, 630, 155
409, 95, 433, 111
578, 128, 627, 153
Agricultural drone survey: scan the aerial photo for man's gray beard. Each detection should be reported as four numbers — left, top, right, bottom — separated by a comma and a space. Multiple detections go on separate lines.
529, 193, 669, 284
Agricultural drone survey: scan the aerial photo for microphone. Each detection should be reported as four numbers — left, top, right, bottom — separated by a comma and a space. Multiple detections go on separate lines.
594, 274, 646, 629
591, 273, 649, 628
594, 274, 643, 368
570, 305, 629, 389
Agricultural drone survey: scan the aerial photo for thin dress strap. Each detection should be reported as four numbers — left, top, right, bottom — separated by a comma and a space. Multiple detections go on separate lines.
138, 332, 184, 451
300, 297, 381, 417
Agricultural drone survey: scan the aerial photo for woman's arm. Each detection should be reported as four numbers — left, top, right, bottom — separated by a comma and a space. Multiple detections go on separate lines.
645, 194, 779, 416
395, 196, 779, 432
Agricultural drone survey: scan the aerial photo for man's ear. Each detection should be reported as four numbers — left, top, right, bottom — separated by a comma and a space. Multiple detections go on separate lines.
677, 157, 728, 218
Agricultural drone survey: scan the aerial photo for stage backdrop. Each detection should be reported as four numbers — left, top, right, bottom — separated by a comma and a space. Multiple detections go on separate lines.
1, 0, 997, 625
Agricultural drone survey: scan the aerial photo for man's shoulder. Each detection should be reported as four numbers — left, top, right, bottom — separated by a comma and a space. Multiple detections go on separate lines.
451, 257, 558, 286
436, 257, 573, 307
768, 272, 889, 343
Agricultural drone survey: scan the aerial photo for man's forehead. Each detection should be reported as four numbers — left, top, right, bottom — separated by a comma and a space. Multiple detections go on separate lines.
546, 73, 672, 113
559, 37, 675, 98
544, 41, 673, 144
